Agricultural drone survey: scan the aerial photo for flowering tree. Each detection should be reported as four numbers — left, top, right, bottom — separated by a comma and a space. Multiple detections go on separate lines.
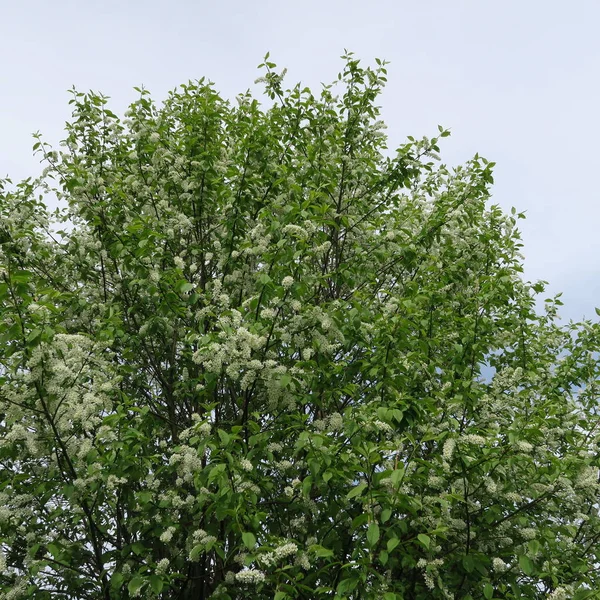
1, 53, 600, 600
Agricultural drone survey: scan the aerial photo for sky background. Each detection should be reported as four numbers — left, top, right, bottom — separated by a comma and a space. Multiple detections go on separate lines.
1, 0, 599, 320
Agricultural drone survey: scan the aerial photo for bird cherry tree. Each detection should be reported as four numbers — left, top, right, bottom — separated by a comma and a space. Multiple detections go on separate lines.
1, 53, 599, 600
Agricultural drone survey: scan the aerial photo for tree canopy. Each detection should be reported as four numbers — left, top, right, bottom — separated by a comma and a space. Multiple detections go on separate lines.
1, 53, 600, 600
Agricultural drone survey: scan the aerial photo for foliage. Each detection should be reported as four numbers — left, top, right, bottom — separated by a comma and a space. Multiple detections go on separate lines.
1, 53, 600, 599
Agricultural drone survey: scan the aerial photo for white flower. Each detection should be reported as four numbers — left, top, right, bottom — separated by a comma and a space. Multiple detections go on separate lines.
301, 348, 313, 361
198, 422, 212, 436
174, 256, 185, 270
295, 553, 311, 570
260, 308, 277, 320
235, 568, 265, 584
492, 557, 507, 572
373, 420, 393, 434
282, 224, 307, 238
260, 551, 275, 566
160, 526, 176, 543
225, 571, 235, 584
548, 587, 572, 600
575, 466, 598, 490
240, 459, 253, 472
442, 438, 455, 461
276, 460, 293, 471
424, 572, 435, 590
275, 542, 298, 559
484, 477, 497, 494
156, 558, 170, 574
328, 412, 343, 431
282, 276, 294, 289
516, 440, 533, 453
260, 541, 298, 566
313, 419, 326, 431
462, 434, 486, 445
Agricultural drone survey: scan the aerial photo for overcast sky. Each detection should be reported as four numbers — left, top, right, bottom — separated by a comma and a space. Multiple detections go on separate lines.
2, 0, 599, 320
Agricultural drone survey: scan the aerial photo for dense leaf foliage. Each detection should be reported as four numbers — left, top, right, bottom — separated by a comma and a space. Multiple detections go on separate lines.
1, 54, 600, 599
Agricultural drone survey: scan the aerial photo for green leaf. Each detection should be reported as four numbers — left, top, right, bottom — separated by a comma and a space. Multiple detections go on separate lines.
189, 544, 204, 561
131, 542, 146, 555
311, 545, 334, 558
367, 522, 380, 547
208, 463, 226, 482
574, 590, 595, 600
519, 554, 534, 575
242, 532, 256, 550
483, 583, 493, 599
110, 571, 124, 590
351, 513, 369, 529
337, 577, 358, 595
527, 539, 540, 556
218, 429, 230, 445
347, 482, 367, 499
26, 328, 42, 344
128, 576, 144, 595
137, 491, 153, 505
390, 468, 404, 486
417, 534, 430, 549
387, 537, 400, 552
149, 574, 163, 594
392, 409, 404, 423
309, 459, 321, 475
462, 554, 475, 573
302, 475, 313, 498
47, 543, 61, 559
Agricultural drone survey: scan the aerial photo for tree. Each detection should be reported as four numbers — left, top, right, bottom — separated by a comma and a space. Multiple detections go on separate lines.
1, 52, 599, 600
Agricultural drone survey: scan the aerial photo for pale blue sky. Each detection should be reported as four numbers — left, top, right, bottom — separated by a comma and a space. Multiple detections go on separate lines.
1, 0, 599, 319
